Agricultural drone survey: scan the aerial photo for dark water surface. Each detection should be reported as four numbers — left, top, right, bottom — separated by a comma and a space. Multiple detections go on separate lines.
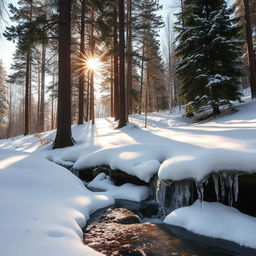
83, 200, 256, 256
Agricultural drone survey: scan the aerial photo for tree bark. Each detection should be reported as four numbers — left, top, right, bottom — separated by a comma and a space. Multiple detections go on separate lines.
117, 0, 127, 128
139, 33, 145, 115
110, 56, 114, 117
113, 7, 120, 121
126, 0, 132, 116
89, 3, 95, 124
39, 41, 46, 132
78, 0, 86, 124
244, 0, 256, 98
24, 51, 30, 135
53, 0, 74, 148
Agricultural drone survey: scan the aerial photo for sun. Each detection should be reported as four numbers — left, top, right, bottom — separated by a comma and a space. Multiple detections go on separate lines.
86, 58, 100, 70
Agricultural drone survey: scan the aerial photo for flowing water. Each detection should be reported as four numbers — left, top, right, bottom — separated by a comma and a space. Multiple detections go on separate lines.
80, 170, 256, 256
83, 201, 256, 256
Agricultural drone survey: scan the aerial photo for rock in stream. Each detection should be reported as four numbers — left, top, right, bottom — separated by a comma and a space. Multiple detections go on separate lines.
83, 207, 256, 256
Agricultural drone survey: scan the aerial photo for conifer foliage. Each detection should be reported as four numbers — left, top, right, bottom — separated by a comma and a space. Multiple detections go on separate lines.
175, 0, 243, 116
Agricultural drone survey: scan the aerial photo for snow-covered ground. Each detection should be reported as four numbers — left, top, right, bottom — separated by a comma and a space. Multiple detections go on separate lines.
0, 150, 149, 256
1, 89, 256, 252
164, 200, 256, 249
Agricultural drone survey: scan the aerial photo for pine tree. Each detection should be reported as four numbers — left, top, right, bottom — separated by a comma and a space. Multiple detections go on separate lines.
176, 0, 243, 116
53, 0, 75, 148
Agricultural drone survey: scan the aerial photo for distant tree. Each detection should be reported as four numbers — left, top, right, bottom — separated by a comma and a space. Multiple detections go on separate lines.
176, 0, 243, 116
53, 0, 75, 148
0, 60, 8, 126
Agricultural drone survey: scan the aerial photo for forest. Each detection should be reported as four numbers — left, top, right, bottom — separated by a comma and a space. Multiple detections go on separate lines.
0, 0, 255, 147
1, 1, 256, 256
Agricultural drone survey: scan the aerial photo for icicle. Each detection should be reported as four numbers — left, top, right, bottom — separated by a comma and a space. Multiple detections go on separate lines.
227, 175, 233, 206
212, 174, 219, 202
233, 174, 239, 203
196, 181, 205, 202
156, 179, 167, 217
220, 175, 226, 202
149, 175, 158, 200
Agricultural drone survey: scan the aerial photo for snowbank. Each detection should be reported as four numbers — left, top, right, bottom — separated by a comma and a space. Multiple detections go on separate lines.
88, 173, 150, 201
73, 144, 166, 183
0, 149, 113, 256
164, 200, 256, 249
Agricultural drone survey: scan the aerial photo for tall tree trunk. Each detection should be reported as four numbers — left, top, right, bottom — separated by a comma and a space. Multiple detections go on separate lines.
139, 34, 145, 115
39, 41, 46, 132
37, 64, 41, 120
24, 0, 33, 135
53, 0, 74, 149
110, 56, 114, 117
51, 73, 55, 130
244, 0, 256, 98
86, 74, 90, 122
78, 0, 86, 124
24, 51, 30, 135
113, 7, 120, 121
126, 0, 132, 117
117, 0, 127, 128
89, 3, 95, 124
145, 65, 149, 128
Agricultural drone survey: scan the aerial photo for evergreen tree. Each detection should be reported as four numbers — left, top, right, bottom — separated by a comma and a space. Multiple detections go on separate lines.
176, 0, 243, 116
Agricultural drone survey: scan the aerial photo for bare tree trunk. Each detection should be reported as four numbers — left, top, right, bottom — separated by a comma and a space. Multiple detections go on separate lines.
78, 0, 86, 124
89, 4, 95, 124
86, 74, 90, 122
110, 56, 114, 117
53, 0, 74, 148
243, 0, 256, 98
114, 7, 120, 121
139, 34, 145, 115
24, 51, 31, 135
37, 64, 41, 120
145, 65, 149, 128
117, 0, 127, 128
126, 0, 132, 117
39, 41, 46, 132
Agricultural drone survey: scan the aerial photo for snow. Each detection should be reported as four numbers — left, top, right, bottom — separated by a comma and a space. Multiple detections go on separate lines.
164, 200, 256, 249
88, 173, 150, 202
1, 89, 256, 251
1, 90, 256, 184
0, 149, 113, 256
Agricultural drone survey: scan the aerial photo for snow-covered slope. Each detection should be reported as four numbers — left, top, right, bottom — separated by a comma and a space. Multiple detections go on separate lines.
1, 91, 256, 183
0, 149, 149, 256
1, 90, 256, 251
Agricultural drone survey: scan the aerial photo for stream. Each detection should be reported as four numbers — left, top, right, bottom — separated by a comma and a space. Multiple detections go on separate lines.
83, 199, 256, 256
73, 167, 256, 256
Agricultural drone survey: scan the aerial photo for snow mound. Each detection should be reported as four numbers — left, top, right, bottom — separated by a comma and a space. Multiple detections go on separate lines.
88, 173, 150, 202
164, 200, 256, 249
158, 149, 256, 181
73, 144, 168, 182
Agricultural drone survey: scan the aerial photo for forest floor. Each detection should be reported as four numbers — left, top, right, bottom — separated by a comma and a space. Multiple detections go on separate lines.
1, 89, 256, 255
